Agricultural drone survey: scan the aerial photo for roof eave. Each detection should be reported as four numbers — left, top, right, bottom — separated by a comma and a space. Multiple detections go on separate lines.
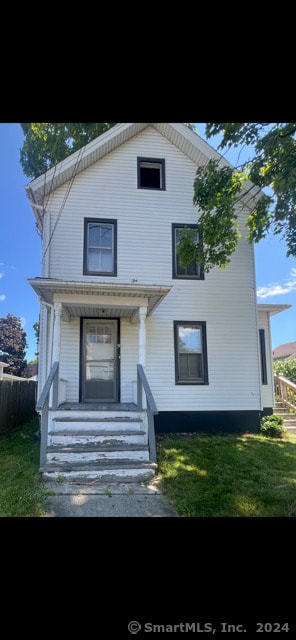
257, 303, 292, 316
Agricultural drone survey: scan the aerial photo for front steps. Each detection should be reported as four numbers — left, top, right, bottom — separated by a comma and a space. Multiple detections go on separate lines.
40, 407, 157, 483
274, 400, 296, 433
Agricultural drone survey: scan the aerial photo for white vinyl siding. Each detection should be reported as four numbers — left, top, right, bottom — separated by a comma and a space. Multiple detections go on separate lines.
42, 126, 262, 412
45, 127, 197, 284
59, 318, 80, 402
258, 310, 274, 409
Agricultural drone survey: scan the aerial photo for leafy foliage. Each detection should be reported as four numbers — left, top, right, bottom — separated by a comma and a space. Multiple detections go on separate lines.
33, 320, 39, 358
20, 123, 116, 179
0, 314, 28, 376
273, 358, 296, 385
260, 414, 284, 439
20, 122, 198, 181
179, 123, 296, 271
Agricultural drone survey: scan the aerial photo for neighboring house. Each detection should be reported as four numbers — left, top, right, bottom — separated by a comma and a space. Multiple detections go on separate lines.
23, 363, 38, 381
0, 361, 29, 381
273, 341, 296, 361
25, 123, 289, 482
0, 362, 9, 379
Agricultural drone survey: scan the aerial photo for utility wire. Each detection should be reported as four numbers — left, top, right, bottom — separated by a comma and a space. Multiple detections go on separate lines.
42, 144, 85, 264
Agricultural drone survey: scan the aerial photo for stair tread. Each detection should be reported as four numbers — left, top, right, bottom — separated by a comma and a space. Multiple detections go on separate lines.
41, 460, 157, 471
48, 429, 146, 436
47, 444, 148, 452
52, 417, 143, 423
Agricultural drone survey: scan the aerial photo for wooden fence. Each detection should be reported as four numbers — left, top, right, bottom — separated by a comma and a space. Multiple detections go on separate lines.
0, 379, 37, 433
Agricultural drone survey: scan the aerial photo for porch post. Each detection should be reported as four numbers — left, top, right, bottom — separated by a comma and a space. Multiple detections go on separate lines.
52, 302, 62, 366
138, 306, 147, 368
50, 303, 62, 408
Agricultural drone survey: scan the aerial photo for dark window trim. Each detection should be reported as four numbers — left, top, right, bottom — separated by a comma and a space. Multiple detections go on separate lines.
174, 320, 209, 385
259, 328, 268, 385
172, 223, 204, 280
137, 157, 166, 190
83, 217, 117, 276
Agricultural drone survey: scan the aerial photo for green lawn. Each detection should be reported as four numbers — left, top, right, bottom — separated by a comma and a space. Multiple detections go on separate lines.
156, 431, 296, 517
2, 417, 296, 517
0, 416, 48, 517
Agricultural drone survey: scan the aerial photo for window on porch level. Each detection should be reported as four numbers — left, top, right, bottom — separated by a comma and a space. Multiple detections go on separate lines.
174, 321, 208, 385
259, 328, 268, 385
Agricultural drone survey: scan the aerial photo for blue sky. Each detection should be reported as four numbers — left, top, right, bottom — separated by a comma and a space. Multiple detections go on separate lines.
0, 122, 295, 363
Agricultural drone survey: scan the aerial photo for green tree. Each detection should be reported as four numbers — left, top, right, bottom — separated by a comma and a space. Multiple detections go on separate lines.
0, 314, 28, 376
274, 358, 296, 385
177, 123, 296, 272
19, 123, 197, 181
33, 320, 39, 359
20, 123, 117, 179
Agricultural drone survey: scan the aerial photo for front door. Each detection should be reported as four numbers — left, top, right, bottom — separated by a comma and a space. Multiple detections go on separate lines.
82, 319, 119, 402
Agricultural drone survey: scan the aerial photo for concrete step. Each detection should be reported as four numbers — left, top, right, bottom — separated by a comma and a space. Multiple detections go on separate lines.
40, 460, 157, 483
48, 430, 147, 446
46, 444, 150, 463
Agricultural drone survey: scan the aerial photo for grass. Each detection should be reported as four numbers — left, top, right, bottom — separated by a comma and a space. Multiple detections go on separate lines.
2, 416, 296, 518
0, 416, 48, 517
156, 431, 296, 517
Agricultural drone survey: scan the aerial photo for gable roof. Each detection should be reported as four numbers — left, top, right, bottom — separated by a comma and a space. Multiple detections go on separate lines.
25, 122, 262, 234
273, 341, 296, 360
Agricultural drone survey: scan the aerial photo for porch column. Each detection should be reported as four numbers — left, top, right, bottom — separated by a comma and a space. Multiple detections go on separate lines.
138, 306, 147, 368
52, 302, 62, 365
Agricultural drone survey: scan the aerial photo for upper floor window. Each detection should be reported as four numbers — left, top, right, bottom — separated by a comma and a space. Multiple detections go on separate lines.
137, 157, 166, 190
172, 224, 204, 279
83, 218, 117, 276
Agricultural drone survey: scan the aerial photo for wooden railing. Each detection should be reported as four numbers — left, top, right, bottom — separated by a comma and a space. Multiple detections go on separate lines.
274, 375, 296, 411
36, 362, 59, 466
137, 364, 158, 462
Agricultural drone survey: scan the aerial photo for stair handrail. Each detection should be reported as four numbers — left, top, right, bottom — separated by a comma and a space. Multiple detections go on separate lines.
36, 361, 59, 466
274, 374, 296, 412
137, 364, 158, 462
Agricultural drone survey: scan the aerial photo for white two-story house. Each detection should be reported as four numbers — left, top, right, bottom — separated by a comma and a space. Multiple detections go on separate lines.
26, 123, 288, 482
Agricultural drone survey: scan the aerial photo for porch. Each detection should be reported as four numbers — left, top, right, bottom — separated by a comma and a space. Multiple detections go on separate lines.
37, 362, 159, 483
29, 278, 171, 482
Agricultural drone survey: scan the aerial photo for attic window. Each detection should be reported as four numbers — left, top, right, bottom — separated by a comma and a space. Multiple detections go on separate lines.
137, 157, 166, 190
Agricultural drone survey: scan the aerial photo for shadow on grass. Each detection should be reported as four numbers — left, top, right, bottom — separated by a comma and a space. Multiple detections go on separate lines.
156, 433, 296, 517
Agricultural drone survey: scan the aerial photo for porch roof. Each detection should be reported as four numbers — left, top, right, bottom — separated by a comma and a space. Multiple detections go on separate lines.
28, 278, 172, 320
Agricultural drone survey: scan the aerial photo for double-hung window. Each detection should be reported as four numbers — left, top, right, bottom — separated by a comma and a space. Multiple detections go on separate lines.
83, 218, 117, 276
174, 321, 208, 384
172, 224, 204, 279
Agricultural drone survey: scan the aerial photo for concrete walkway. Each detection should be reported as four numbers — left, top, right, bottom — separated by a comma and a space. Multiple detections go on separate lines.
43, 479, 178, 517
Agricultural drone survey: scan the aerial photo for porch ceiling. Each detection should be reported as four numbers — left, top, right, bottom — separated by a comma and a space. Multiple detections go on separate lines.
28, 278, 172, 320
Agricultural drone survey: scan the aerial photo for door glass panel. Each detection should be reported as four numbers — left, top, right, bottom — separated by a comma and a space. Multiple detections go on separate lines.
83, 320, 117, 401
